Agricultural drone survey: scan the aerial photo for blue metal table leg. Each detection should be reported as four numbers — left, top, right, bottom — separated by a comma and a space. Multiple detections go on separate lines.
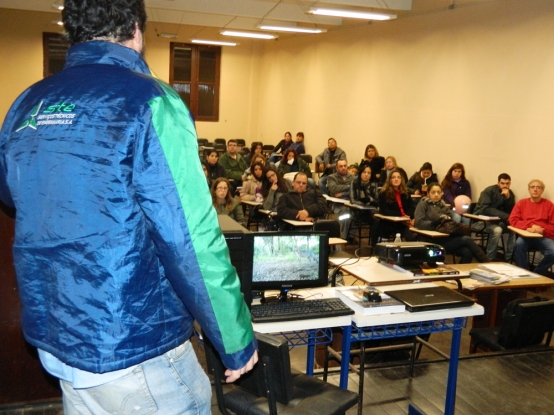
306, 329, 315, 376
444, 317, 463, 415
339, 325, 352, 389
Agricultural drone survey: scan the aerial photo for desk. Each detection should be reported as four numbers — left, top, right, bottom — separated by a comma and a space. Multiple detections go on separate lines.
374, 213, 410, 222
252, 287, 351, 375
330, 256, 468, 286
439, 262, 554, 328
282, 218, 313, 227
410, 228, 449, 238
254, 285, 484, 415
338, 283, 484, 415
507, 225, 543, 238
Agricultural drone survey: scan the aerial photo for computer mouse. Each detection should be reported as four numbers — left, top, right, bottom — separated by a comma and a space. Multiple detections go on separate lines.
363, 290, 382, 303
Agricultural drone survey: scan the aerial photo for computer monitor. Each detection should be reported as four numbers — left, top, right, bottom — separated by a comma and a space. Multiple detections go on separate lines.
251, 231, 329, 303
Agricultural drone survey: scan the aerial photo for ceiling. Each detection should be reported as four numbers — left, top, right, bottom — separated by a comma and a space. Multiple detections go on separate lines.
0, 0, 491, 41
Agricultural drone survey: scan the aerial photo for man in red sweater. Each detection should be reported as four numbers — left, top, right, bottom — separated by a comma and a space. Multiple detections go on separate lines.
509, 179, 554, 275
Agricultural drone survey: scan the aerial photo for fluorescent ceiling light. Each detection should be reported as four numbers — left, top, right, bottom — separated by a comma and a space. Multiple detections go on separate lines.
258, 25, 326, 34
191, 39, 237, 46
308, 7, 396, 20
160, 33, 178, 39
220, 30, 277, 40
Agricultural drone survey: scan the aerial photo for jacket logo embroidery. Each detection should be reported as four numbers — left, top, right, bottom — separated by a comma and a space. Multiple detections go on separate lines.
16, 101, 77, 132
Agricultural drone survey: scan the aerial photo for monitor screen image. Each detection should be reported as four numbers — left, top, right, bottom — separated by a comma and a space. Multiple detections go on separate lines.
251, 232, 329, 302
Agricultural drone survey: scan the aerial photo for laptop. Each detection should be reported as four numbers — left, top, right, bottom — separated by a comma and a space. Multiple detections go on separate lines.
384, 286, 474, 312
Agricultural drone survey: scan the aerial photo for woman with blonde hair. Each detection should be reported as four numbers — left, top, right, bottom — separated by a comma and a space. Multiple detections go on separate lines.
378, 156, 408, 187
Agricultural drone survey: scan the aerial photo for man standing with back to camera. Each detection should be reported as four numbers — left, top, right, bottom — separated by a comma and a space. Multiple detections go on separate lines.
0, 1, 257, 414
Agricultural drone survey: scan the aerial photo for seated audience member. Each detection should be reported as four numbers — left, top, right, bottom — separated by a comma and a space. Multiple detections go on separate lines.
244, 141, 263, 165
205, 150, 226, 182
407, 162, 439, 195
414, 183, 489, 263
219, 139, 247, 189
327, 160, 356, 242
277, 172, 327, 222
350, 165, 378, 207
240, 162, 264, 202
269, 132, 293, 163
371, 170, 415, 245
277, 148, 312, 179
212, 178, 246, 227
473, 173, 516, 261
348, 164, 359, 178
441, 162, 472, 223
289, 132, 306, 155
262, 166, 291, 211
509, 179, 554, 276
350, 165, 377, 232
359, 144, 385, 183
316, 138, 347, 195
243, 153, 267, 180
378, 156, 408, 187
201, 161, 211, 188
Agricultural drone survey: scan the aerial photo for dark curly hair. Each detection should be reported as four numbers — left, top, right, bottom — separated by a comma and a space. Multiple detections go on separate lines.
62, 0, 147, 45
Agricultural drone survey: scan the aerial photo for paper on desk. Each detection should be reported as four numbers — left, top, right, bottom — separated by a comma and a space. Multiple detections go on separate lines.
445, 278, 484, 290
478, 215, 501, 220
478, 263, 535, 278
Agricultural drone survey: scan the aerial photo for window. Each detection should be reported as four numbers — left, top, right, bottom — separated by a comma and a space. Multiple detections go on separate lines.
43, 33, 70, 78
170, 43, 221, 122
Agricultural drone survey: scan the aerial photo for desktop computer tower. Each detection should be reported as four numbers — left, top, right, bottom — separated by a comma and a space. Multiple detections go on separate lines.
217, 215, 254, 307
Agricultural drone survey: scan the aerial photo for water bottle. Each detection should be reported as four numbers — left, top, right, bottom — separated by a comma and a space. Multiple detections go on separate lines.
394, 233, 402, 243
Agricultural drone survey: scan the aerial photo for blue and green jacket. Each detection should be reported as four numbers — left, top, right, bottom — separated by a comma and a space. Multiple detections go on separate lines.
0, 41, 255, 373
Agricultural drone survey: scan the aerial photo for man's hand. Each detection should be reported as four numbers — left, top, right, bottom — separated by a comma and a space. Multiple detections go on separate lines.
318, 163, 325, 172
500, 188, 510, 198
527, 225, 544, 234
225, 350, 258, 383
334, 192, 343, 198
296, 209, 310, 221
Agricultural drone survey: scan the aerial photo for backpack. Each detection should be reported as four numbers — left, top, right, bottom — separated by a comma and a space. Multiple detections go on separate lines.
497, 296, 549, 348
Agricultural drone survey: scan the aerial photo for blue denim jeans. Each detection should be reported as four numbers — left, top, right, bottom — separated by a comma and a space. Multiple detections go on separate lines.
514, 237, 554, 276
61, 340, 212, 415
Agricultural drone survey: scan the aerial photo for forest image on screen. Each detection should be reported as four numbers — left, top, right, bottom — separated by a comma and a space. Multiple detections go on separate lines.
252, 235, 320, 283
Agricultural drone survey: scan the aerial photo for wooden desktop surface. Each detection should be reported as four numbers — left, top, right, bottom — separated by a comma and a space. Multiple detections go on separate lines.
329, 256, 468, 286
507, 225, 543, 238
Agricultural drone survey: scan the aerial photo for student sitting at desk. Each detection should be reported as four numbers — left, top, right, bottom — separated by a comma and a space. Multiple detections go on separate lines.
378, 156, 409, 187
407, 162, 439, 196
350, 165, 378, 207
359, 144, 384, 183
371, 170, 415, 246
276, 172, 327, 223
212, 178, 246, 227
240, 162, 265, 202
509, 179, 554, 275
262, 165, 291, 212
414, 183, 489, 263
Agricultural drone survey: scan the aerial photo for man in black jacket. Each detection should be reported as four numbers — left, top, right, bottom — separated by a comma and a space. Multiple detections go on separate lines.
473, 173, 516, 261
277, 173, 327, 222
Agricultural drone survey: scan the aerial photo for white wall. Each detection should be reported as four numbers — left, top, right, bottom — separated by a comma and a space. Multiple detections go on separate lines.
255, 0, 554, 200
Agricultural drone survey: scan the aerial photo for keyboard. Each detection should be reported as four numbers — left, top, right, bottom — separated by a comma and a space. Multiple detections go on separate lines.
250, 298, 354, 323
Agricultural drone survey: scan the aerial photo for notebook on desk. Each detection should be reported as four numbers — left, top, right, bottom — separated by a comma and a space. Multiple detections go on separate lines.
384, 286, 474, 312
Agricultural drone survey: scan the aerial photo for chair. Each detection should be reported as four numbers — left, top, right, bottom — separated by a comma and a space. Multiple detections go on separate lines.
214, 138, 226, 147
469, 298, 554, 352
204, 331, 358, 415
214, 142, 226, 155
299, 154, 312, 165
262, 144, 275, 158
466, 202, 491, 250
235, 138, 246, 149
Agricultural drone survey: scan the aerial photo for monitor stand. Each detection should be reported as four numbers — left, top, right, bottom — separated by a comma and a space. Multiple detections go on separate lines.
260, 289, 305, 304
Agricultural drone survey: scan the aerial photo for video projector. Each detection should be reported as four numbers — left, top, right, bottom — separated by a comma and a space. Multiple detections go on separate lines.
375, 242, 445, 267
